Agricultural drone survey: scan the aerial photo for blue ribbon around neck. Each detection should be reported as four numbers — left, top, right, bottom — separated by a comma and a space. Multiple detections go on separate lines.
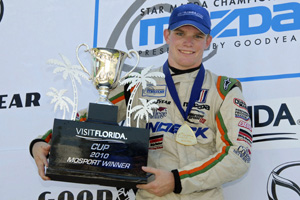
163, 60, 205, 121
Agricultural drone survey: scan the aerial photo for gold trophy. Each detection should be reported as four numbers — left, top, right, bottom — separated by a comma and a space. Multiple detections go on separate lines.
76, 44, 140, 105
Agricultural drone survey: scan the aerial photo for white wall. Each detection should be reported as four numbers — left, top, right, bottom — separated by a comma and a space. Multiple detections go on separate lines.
1, 0, 300, 199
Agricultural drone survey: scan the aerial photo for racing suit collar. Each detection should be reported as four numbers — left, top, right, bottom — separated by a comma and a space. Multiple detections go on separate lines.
169, 63, 202, 76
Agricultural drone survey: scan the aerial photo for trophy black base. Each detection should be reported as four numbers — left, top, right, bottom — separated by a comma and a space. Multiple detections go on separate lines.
46, 168, 147, 188
46, 103, 150, 188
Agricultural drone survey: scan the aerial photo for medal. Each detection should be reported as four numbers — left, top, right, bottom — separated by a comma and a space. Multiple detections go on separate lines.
163, 61, 205, 146
176, 123, 197, 146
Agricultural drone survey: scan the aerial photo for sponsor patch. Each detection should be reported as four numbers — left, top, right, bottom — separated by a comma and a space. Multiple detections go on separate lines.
183, 102, 210, 111
149, 135, 163, 150
156, 99, 171, 105
223, 78, 232, 91
233, 145, 251, 163
235, 109, 250, 121
238, 129, 253, 147
234, 98, 247, 110
187, 109, 206, 124
193, 102, 210, 110
142, 85, 167, 97
199, 118, 206, 124
198, 89, 208, 103
146, 122, 208, 139
150, 107, 167, 119
238, 120, 252, 132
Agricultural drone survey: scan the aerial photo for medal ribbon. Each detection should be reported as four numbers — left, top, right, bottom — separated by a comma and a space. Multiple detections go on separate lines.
163, 60, 205, 121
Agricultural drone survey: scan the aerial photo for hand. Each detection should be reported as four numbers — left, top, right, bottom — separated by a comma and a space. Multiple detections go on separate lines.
136, 166, 175, 197
32, 141, 51, 181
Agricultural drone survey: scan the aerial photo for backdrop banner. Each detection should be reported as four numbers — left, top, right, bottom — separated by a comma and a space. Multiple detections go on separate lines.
0, 0, 300, 199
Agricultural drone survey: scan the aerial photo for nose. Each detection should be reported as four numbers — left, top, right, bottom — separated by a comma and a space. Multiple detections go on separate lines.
183, 36, 193, 46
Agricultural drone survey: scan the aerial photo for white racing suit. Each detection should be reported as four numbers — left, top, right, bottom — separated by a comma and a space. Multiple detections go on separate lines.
106, 66, 252, 200
31, 66, 252, 200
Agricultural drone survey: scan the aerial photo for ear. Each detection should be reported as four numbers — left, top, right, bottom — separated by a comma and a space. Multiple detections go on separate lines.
205, 35, 212, 49
163, 29, 171, 44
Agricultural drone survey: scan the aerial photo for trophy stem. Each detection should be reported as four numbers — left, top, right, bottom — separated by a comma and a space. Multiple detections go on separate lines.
97, 86, 113, 105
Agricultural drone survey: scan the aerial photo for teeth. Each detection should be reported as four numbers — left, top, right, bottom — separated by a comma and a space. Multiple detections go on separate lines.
180, 50, 193, 54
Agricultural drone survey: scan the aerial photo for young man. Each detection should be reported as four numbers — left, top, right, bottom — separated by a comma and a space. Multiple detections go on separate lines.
30, 4, 252, 200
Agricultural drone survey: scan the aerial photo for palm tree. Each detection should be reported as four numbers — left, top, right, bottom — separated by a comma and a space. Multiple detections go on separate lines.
119, 65, 165, 127
130, 98, 159, 128
46, 87, 74, 119
47, 54, 89, 120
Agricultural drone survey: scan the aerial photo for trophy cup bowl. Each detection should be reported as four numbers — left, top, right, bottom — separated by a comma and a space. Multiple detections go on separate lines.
76, 44, 140, 105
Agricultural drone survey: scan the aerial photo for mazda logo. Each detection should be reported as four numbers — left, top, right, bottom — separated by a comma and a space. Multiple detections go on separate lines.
267, 161, 300, 200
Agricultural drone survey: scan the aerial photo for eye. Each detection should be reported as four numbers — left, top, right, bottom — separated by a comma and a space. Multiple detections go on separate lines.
175, 32, 183, 36
195, 34, 204, 39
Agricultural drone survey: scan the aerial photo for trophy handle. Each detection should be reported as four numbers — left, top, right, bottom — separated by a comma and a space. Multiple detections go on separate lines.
76, 43, 92, 79
119, 50, 140, 83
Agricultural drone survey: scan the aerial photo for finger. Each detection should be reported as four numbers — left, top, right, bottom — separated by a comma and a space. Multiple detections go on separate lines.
35, 154, 50, 179
37, 162, 50, 180
39, 171, 50, 181
136, 182, 152, 190
136, 184, 144, 189
137, 181, 161, 196
141, 166, 158, 174
44, 144, 51, 152
41, 155, 49, 168
42, 144, 51, 156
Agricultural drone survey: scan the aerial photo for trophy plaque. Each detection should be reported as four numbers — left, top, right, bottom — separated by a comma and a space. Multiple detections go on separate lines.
46, 44, 150, 188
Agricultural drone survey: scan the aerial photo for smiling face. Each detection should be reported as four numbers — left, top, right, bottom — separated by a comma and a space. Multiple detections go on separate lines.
164, 25, 212, 70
